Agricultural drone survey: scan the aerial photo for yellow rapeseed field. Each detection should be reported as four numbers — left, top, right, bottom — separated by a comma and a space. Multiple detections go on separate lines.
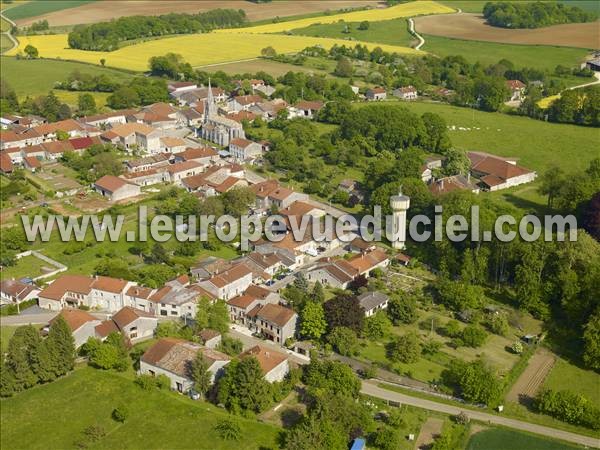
537, 94, 560, 109
219, 1, 455, 34
8, 33, 420, 71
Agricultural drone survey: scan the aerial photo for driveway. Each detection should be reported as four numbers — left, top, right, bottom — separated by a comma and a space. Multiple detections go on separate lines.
361, 380, 600, 448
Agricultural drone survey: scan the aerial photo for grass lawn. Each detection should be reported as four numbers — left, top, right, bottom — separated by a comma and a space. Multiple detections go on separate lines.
54, 89, 111, 108
0, 367, 281, 449
543, 358, 600, 404
466, 427, 583, 450
422, 34, 589, 70
0, 56, 134, 98
0, 326, 18, 352
0, 254, 54, 281
394, 101, 600, 174
197, 58, 328, 76
1, 15, 11, 32
3, 1, 96, 21
288, 17, 415, 47
0, 33, 12, 53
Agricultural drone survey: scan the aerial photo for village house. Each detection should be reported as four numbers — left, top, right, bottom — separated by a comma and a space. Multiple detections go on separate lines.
0, 279, 40, 305
153, 283, 215, 319
125, 153, 171, 173
168, 81, 198, 95
506, 80, 526, 102
160, 136, 187, 153
173, 147, 219, 166
198, 263, 253, 300
171, 85, 227, 106
429, 174, 480, 195
181, 164, 246, 196
366, 87, 387, 101
227, 284, 280, 325
93, 175, 141, 201
167, 160, 204, 185
140, 338, 230, 392
23, 156, 41, 171
239, 345, 289, 383
190, 256, 231, 281
468, 151, 536, 191
197, 329, 222, 349
0, 152, 13, 173
420, 156, 444, 183
290, 100, 324, 119
109, 306, 158, 342
393, 85, 418, 100
357, 291, 389, 317
248, 303, 297, 345
49, 309, 102, 348
234, 79, 265, 91
228, 94, 263, 112
250, 179, 309, 210
0, 129, 42, 149
101, 123, 162, 153
82, 109, 137, 128
228, 138, 262, 162
121, 168, 170, 186
34, 119, 89, 141
179, 107, 204, 127
248, 99, 288, 121
38, 274, 134, 312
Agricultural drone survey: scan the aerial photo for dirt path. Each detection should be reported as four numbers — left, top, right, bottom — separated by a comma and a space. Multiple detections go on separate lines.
414, 417, 444, 450
414, 12, 599, 49
408, 18, 425, 50
506, 347, 556, 404
0, 8, 18, 54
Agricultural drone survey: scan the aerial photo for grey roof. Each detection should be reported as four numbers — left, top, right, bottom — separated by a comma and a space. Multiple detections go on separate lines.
357, 291, 389, 311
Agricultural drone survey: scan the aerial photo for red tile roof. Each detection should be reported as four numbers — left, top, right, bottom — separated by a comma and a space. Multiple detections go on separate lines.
239, 345, 287, 375
51, 308, 98, 332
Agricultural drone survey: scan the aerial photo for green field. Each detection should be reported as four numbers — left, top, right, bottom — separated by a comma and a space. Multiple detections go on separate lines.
467, 428, 583, 450
544, 358, 600, 405
0, 367, 280, 449
0, 254, 53, 281
0, 33, 12, 53
390, 101, 600, 174
0, 56, 134, 97
1, 15, 11, 32
422, 35, 589, 70
1, 326, 18, 352
3, 1, 96, 21
440, 1, 600, 13
289, 17, 415, 47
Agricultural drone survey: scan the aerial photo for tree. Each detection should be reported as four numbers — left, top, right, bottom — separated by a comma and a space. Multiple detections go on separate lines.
358, 20, 370, 30
327, 327, 358, 356
323, 293, 364, 333
46, 315, 75, 376
387, 292, 418, 325
222, 186, 255, 217
371, 426, 401, 450
214, 418, 241, 440
149, 242, 169, 264
77, 93, 97, 115
386, 332, 421, 364
5, 327, 38, 391
217, 335, 243, 356
24, 44, 39, 59
112, 405, 129, 423
334, 57, 353, 78
100, 58, 106, 66
208, 300, 230, 334
363, 311, 391, 340
311, 281, 325, 303
300, 301, 327, 340
441, 359, 501, 405
191, 352, 212, 398
107, 86, 140, 109
583, 312, 600, 370
261, 46, 277, 58
217, 358, 272, 413
195, 296, 211, 330
486, 314, 509, 336
461, 325, 487, 348
303, 359, 360, 398
285, 415, 347, 450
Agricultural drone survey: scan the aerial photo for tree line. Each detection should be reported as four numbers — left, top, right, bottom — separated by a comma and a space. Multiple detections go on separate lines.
1, 317, 75, 397
483, 1, 597, 28
67, 9, 247, 51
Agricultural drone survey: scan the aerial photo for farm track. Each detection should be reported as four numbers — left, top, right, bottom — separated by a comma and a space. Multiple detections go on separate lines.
506, 348, 556, 404
0, 8, 18, 54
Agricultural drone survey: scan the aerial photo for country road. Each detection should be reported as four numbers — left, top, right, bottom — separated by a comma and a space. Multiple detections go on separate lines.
0, 8, 18, 54
361, 380, 600, 448
408, 18, 425, 51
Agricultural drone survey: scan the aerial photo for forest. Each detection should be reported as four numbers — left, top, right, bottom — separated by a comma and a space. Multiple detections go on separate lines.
483, 1, 597, 29
67, 9, 247, 51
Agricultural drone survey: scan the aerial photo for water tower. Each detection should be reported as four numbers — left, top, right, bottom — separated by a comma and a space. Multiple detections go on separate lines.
390, 190, 410, 250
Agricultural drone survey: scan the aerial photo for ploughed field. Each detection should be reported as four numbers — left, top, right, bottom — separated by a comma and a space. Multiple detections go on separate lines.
12, 0, 380, 27
414, 12, 599, 49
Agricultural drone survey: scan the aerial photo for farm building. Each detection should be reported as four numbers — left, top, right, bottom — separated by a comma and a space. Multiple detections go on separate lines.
468, 152, 536, 191
93, 175, 141, 201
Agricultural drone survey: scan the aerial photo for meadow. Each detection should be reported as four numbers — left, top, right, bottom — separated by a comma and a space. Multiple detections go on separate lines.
439, 1, 600, 14
0, 254, 53, 281
0, 33, 12, 53
3, 0, 96, 21
0, 367, 280, 450
421, 34, 589, 70
543, 358, 600, 405
8, 32, 420, 71
0, 56, 134, 97
222, 1, 456, 34
392, 101, 600, 174
466, 428, 583, 450
289, 17, 415, 47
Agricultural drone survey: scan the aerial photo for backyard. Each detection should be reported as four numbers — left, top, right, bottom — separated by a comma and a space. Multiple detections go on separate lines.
466, 427, 583, 450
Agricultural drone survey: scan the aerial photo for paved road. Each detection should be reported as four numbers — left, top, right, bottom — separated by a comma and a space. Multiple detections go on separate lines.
0, 310, 111, 326
0, 8, 18, 54
361, 380, 600, 449
408, 18, 425, 50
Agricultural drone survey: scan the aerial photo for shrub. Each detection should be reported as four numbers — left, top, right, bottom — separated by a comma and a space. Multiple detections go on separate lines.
112, 406, 128, 423
511, 341, 524, 354
214, 418, 242, 440
156, 374, 171, 390
134, 374, 156, 391
461, 325, 487, 348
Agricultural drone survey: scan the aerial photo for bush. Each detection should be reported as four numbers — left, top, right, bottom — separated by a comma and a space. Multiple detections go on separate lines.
214, 418, 241, 440
461, 325, 487, 348
156, 374, 171, 390
535, 389, 600, 430
511, 340, 524, 354
112, 406, 128, 423
134, 374, 157, 391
